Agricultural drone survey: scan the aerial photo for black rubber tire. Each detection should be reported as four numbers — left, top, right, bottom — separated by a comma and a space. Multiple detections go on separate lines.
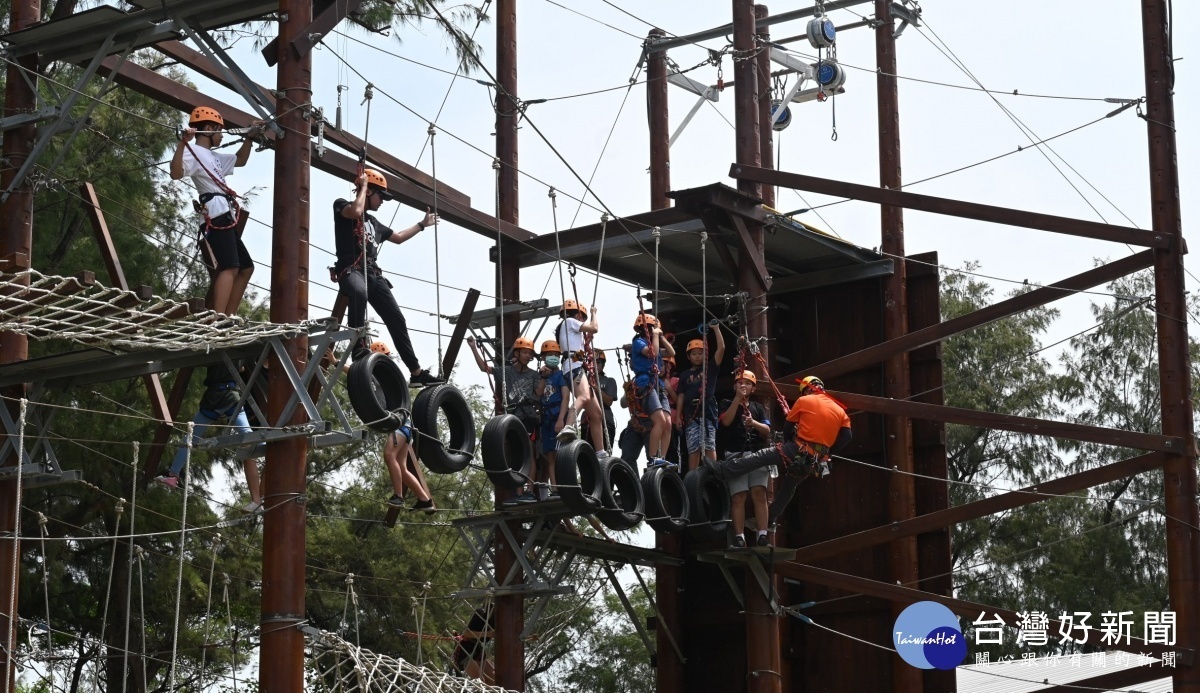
596, 457, 644, 531
411, 384, 477, 474
555, 440, 603, 515
642, 467, 690, 533
684, 464, 731, 536
347, 352, 410, 432
480, 414, 534, 490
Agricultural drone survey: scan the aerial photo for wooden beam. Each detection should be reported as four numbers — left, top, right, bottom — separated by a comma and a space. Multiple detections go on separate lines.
726, 213, 771, 292
78, 182, 172, 426
827, 390, 1185, 453
792, 451, 1166, 563
730, 164, 1171, 249
778, 562, 1193, 664
782, 250, 1155, 381
441, 289, 481, 380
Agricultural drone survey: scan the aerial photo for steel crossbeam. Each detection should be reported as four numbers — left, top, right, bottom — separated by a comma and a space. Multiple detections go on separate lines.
0, 384, 81, 487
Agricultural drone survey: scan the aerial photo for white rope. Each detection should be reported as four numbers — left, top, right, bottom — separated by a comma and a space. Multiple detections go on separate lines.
166, 421, 193, 690
136, 546, 149, 693
4, 399, 24, 691
36, 513, 51, 654
700, 230, 708, 457
0, 270, 310, 351
430, 123, 444, 372
493, 159, 507, 414
223, 573, 238, 693
122, 443, 138, 693
198, 534, 222, 686
93, 496, 124, 689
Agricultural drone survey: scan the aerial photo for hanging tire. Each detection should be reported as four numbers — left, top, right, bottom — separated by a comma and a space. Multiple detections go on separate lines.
684, 464, 730, 536
555, 440, 603, 515
481, 414, 534, 490
642, 467, 690, 533
595, 457, 644, 531
411, 384, 477, 474
347, 352, 410, 432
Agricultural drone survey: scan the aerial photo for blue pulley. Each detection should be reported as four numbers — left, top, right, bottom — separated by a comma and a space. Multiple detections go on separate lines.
770, 99, 792, 131
807, 16, 836, 48
815, 60, 847, 91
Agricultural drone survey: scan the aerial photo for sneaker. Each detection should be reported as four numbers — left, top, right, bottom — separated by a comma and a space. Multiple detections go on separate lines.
757, 532, 770, 547
556, 424, 578, 443
512, 492, 538, 504
646, 458, 669, 470
241, 500, 263, 515
731, 535, 747, 549
409, 370, 444, 387
409, 498, 436, 515
595, 449, 610, 459
155, 475, 179, 489
386, 494, 406, 509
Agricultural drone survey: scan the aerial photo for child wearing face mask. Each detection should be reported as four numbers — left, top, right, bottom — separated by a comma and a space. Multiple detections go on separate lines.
523, 340, 571, 503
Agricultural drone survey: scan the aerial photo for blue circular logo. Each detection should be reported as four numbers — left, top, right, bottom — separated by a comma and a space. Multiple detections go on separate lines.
893, 602, 966, 670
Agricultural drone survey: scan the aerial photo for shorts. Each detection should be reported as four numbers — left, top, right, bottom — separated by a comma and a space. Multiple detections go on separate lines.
564, 366, 588, 384
684, 419, 716, 454
200, 214, 253, 272
540, 412, 561, 454
636, 384, 669, 415
727, 464, 770, 494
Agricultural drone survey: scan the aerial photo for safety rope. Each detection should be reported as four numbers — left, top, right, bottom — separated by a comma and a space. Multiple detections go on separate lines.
198, 534, 222, 683
343, 573, 362, 648
429, 122, 443, 372
166, 421, 193, 691
36, 512, 51, 656
121, 443, 138, 693
222, 573, 238, 692
550, 187, 567, 311
95, 497, 124, 687
492, 158, 507, 415
4, 399, 24, 681
182, 140, 242, 233
699, 230, 709, 457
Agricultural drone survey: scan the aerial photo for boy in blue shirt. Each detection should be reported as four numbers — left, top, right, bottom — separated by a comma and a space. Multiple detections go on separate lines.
630, 312, 676, 470
527, 340, 572, 502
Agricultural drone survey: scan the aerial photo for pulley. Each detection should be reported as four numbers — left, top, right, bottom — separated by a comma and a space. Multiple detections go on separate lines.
814, 60, 847, 92
807, 16, 836, 49
769, 99, 792, 131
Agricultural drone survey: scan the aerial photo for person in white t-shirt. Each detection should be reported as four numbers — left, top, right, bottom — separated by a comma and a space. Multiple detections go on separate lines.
554, 300, 608, 455
169, 106, 262, 316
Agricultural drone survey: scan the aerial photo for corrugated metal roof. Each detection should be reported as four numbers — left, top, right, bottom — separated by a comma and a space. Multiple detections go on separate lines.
956, 651, 1170, 692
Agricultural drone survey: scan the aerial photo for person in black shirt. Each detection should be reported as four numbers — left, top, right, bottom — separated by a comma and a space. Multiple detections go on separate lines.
717, 370, 772, 548
333, 169, 442, 386
676, 323, 725, 474
452, 606, 495, 683
581, 349, 618, 449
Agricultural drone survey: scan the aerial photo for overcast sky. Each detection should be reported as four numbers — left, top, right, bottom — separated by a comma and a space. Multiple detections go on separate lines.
182, 0, 1199, 461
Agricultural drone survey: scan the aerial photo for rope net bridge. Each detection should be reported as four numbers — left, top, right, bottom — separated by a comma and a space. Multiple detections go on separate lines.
0, 269, 309, 351
307, 629, 516, 693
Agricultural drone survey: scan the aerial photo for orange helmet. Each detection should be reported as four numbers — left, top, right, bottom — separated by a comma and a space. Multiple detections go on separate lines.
686, 339, 705, 353
797, 375, 824, 394
662, 355, 675, 367
561, 299, 587, 318
736, 370, 757, 385
540, 340, 562, 355
633, 312, 658, 330
189, 106, 224, 128
512, 337, 535, 352
595, 349, 607, 361
370, 341, 391, 355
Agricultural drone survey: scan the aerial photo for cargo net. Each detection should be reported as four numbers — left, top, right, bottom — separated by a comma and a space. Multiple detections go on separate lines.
0, 270, 308, 351
307, 630, 516, 693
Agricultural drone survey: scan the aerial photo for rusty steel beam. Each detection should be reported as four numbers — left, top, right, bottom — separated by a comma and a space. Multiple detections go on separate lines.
729, 164, 1171, 248
1141, 0, 1200, 690
95, 56, 534, 241
873, 1, 920, 689
782, 250, 1155, 382
647, 27, 671, 210
755, 6, 774, 210
728, 214, 772, 292
0, 0, 39, 684
153, 40, 471, 209
793, 451, 1166, 564
779, 562, 1193, 663
261, 0, 364, 64
259, 0, 311, 687
826, 390, 1185, 453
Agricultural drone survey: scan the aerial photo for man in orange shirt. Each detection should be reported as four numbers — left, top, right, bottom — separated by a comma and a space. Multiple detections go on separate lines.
704, 375, 851, 520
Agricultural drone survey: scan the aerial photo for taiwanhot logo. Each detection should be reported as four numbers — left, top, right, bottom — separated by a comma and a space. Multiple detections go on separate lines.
893, 601, 967, 670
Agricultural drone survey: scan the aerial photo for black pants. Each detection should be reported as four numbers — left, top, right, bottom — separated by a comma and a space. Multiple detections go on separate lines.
711, 440, 810, 523
339, 270, 420, 373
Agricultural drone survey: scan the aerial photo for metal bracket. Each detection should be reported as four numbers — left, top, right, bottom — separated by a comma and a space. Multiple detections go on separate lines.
889, 1, 922, 38
666, 71, 718, 101
0, 385, 82, 488
696, 547, 798, 615
0, 107, 60, 132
